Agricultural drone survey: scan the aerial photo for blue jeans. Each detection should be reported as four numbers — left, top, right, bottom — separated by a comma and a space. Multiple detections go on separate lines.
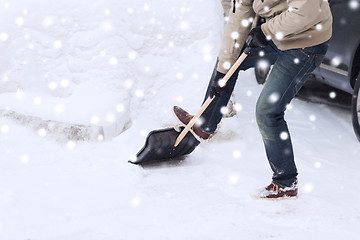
200, 41, 329, 187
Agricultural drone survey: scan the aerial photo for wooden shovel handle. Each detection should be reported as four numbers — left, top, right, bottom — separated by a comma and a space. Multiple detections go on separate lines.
174, 52, 248, 147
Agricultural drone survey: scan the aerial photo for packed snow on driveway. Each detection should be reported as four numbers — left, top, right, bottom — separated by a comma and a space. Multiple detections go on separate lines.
1, 0, 359, 239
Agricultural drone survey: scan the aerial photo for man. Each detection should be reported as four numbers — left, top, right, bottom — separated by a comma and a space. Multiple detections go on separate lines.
173, 0, 332, 199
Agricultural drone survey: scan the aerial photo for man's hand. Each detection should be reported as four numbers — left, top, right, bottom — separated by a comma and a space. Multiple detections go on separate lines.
210, 71, 228, 98
247, 25, 269, 48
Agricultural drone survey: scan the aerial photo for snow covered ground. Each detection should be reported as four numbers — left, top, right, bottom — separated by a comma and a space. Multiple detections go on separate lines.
1, 0, 360, 239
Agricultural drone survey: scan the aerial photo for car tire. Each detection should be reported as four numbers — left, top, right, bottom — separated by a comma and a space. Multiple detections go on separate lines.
254, 66, 270, 85
351, 75, 360, 142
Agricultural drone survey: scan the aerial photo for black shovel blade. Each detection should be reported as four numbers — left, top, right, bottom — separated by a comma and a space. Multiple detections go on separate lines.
129, 127, 200, 165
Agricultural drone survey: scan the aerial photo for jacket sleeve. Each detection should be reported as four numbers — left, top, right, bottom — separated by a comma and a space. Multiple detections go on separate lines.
261, 0, 322, 41
217, 0, 255, 73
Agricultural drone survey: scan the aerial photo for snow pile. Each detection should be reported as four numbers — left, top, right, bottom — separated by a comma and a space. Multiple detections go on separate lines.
0, 0, 223, 139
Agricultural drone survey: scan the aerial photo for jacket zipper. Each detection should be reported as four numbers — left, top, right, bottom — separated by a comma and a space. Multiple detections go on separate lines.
233, 0, 236, 13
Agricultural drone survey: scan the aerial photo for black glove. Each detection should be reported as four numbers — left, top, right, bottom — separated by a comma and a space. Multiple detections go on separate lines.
247, 25, 269, 48
210, 71, 228, 98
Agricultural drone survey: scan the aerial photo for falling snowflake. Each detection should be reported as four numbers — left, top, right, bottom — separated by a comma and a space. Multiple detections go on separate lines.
309, 115, 316, 122
1, 125, 9, 133
33, 97, 42, 105
221, 106, 229, 115
60, 79, 69, 88
55, 104, 64, 114
257, 60, 269, 70
275, 32, 284, 40
91, 116, 100, 124
103, 22, 112, 31
294, 58, 300, 64
329, 91, 336, 99
128, 51, 137, 60
204, 53, 212, 62
268, 92, 280, 103
177, 96, 183, 103
116, 104, 125, 112
176, 72, 183, 79
315, 24, 323, 31
127, 8, 134, 14
109, 57, 118, 65
331, 56, 342, 67
228, 174, 239, 184
0, 32, 8, 41
280, 131, 289, 140
43, 17, 54, 27
140, 130, 147, 136
135, 89, 144, 98
303, 183, 314, 193
259, 51, 265, 57
15, 17, 24, 26
232, 150, 241, 159
218, 78, 227, 87
314, 162, 322, 168
21, 155, 30, 163
180, 21, 189, 31
53, 40, 62, 49
38, 128, 47, 137
349, 0, 360, 10
130, 197, 141, 207
222, 61, 231, 70
241, 19, 249, 27
246, 90, 252, 96
67, 141, 76, 149
234, 103, 243, 112
144, 4, 150, 11
48, 81, 57, 90
124, 79, 133, 89
195, 117, 204, 126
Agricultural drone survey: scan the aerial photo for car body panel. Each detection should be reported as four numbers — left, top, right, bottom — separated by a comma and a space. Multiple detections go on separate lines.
313, 0, 360, 94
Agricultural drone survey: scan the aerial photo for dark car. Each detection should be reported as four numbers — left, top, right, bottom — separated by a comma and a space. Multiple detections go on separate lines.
255, 0, 360, 142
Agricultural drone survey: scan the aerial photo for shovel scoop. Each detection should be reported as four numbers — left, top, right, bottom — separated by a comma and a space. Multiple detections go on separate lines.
129, 127, 200, 165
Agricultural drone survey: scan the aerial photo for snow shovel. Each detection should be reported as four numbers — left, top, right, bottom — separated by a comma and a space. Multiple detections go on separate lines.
174, 50, 250, 147
129, 126, 200, 165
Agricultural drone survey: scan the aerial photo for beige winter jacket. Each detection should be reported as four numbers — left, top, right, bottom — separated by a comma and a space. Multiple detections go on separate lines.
217, 0, 333, 73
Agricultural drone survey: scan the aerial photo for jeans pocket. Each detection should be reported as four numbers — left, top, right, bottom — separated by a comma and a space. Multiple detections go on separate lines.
296, 48, 313, 58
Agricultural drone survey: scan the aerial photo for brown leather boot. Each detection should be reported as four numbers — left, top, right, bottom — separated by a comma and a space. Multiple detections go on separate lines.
258, 183, 298, 199
172, 106, 211, 140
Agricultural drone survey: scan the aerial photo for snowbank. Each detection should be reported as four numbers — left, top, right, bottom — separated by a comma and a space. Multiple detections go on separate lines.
0, 0, 223, 139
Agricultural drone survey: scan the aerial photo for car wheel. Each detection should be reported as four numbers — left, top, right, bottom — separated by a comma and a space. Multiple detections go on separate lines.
254, 66, 270, 85
351, 75, 360, 142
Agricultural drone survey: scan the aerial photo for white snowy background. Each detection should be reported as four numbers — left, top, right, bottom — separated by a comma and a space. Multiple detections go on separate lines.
1, 0, 360, 239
